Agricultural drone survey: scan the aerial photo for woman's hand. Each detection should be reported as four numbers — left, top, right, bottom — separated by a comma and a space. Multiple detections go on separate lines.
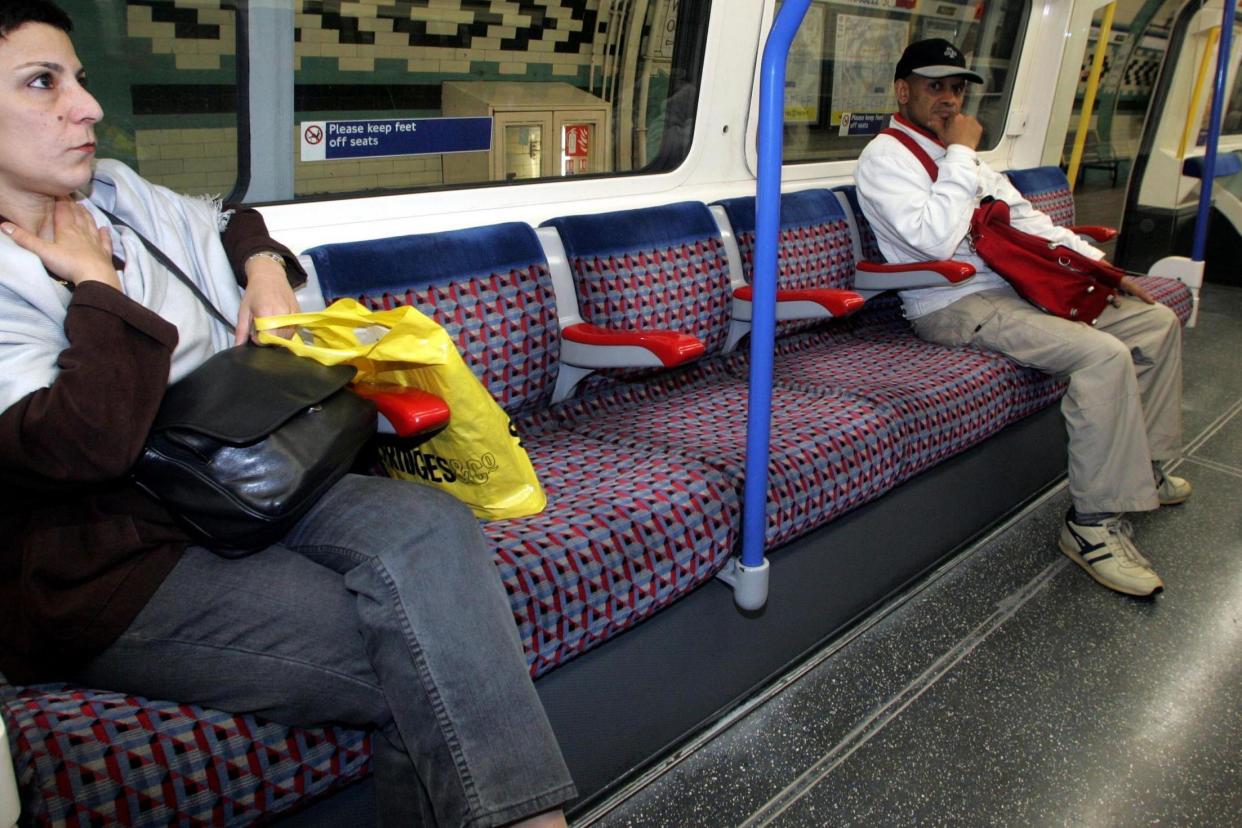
236, 257, 300, 345
1, 198, 119, 289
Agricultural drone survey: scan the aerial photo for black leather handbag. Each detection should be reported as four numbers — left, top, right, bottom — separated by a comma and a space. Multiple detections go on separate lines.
134, 345, 375, 552
103, 209, 377, 552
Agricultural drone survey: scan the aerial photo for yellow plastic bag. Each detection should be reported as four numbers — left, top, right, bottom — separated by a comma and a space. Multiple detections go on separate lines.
254, 298, 546, 520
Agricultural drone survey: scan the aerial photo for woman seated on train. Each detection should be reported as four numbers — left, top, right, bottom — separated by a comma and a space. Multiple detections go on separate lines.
0, 2, 575, 824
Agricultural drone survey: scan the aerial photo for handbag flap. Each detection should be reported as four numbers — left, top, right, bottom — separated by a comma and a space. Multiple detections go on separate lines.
152, 346, 357, 443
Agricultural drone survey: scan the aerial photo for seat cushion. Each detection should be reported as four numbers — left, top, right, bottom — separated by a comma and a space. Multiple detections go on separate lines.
2, 683, 370, 827
553, 360, 904, 548
755, 324, 1065, 479
1131, 275, 1194, 326
486, 427, 741, 677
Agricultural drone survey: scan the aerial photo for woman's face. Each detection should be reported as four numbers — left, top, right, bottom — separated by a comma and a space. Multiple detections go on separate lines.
0, 22, 102, 204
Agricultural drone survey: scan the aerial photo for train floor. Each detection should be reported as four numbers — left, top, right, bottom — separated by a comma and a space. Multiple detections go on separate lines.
584, 188, 1242, 827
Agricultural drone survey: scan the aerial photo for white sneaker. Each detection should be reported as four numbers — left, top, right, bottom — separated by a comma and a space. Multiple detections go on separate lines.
1156, 471, 1192, 506
1059, 514, 1163, 597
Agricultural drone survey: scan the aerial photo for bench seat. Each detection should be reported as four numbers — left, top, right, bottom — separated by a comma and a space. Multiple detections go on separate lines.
3, 183, 1194, 826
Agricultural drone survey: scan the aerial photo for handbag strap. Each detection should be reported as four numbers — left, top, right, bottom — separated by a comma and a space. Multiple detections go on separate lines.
97, 206, 236, 334
880, 128, 939, 182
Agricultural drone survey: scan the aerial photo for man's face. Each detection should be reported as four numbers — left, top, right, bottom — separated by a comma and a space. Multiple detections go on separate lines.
896, 74, 969, 138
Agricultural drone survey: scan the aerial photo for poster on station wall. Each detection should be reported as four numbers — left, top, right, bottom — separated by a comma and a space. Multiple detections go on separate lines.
831, 15, 908, 127
563, 123, 591, 175
564, 124, 590, 157
784, 2, 826, 124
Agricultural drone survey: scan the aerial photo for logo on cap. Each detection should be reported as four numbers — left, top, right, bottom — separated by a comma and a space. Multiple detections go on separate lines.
945, 47, 958, 59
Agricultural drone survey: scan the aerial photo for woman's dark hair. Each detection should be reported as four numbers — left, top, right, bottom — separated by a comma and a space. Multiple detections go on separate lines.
0, 0, 72, 39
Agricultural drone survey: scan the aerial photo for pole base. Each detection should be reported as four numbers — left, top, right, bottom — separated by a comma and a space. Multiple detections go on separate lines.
715, 556, 770, 611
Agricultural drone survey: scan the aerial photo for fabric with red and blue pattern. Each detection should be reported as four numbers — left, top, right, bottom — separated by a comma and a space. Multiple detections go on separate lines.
543, 203, 734, 356
2, 682, 370, 827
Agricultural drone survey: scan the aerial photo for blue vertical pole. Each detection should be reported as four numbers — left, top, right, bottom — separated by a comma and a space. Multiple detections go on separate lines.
741, 0, 812, 569
1191, 0, 1238, 261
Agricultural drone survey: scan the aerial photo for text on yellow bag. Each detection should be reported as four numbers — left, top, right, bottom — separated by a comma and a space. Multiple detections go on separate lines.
254, 299, 546, 520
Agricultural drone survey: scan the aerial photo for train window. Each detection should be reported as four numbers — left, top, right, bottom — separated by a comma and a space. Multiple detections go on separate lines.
778, 0, 1029, 162
1219, 45, 1242, 137
64, 1, 706, 202
292, 0, 705, 197
59, 1, 241, 199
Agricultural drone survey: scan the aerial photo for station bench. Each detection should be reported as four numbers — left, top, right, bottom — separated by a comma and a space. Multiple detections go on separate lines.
2, 182, 1194, 826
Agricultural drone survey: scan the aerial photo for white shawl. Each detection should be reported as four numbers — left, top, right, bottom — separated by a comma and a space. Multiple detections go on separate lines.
0, 160, 243, 412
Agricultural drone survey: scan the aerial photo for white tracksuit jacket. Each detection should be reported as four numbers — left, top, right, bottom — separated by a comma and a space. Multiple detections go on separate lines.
854, 114, 1106, 319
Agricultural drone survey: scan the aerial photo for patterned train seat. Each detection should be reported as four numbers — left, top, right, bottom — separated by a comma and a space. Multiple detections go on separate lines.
2, 222, 743, 826
1005, 166, 1079, 228
707, 190, 1064, 479
542, 202, 907, 547
1, 680, 370, 826
834, 184, 886, 265
305, 220, 743, 676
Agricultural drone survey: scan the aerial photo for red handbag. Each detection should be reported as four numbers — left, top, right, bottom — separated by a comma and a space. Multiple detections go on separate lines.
969, 197, 1123, 325
879, 127, 1124, 325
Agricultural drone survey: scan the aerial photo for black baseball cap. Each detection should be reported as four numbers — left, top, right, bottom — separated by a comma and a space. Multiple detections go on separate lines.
894, 38, 984, 84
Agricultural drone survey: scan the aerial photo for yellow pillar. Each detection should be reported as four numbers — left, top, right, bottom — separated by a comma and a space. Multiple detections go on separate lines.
1178, 26, 1222, 158
1066, 2, 1117, 190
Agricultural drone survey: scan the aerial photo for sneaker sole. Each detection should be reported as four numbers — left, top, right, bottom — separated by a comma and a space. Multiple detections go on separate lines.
1158, 493, 1190, 506
1058, 538, 1164, 597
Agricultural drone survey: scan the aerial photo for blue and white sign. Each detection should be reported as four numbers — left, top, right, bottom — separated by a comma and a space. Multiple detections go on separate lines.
300, 117, 492, 161
838, 112, 888, 137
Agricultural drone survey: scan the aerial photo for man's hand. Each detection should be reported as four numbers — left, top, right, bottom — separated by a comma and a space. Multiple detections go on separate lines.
1119, 276, 1156, 305
939, 113, 983, 150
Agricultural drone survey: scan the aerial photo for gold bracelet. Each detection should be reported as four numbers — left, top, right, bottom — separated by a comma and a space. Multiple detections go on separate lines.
245, 250, 287, 270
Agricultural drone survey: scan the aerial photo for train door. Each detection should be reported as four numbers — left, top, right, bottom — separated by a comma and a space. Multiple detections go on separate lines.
1116, 0, 1242, 286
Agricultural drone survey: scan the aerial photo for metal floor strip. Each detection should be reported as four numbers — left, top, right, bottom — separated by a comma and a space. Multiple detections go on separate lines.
739, 560, 1066, 828
571, 481, 1073, 828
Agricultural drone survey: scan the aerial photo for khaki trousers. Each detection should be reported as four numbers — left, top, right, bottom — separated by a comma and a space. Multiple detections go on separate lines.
911, 289, 1183, 514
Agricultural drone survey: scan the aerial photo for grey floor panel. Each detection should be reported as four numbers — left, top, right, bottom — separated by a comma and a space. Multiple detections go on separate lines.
1180, 285, 1242, 442
1190, 408, 1242, 473
769, 460, 1242, 827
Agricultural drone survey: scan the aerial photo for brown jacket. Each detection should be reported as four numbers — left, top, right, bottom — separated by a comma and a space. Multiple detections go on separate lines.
0, 209, 303, 684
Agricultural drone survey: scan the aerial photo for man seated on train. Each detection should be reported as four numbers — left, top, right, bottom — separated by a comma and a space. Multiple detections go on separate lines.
855, 38, 1190, 598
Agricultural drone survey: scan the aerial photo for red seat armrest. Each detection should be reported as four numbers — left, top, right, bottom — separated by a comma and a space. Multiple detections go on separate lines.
857, 260, 976, 283
1069, 224, 1118, 242
351, 384, 451, 439
562, 323, 705, 367
733, 285, 865, 316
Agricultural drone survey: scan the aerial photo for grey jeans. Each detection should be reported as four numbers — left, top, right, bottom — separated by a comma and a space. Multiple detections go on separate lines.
911, 289, 1183, 514
76, 474, 575, 827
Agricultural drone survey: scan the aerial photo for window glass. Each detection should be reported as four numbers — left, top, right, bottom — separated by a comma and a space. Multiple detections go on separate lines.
61, 0, 240, 198
291, 0, 700, 197
779, 0, 1029, 162
59, 1, 705, 202
1215, 24, 1242, 136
